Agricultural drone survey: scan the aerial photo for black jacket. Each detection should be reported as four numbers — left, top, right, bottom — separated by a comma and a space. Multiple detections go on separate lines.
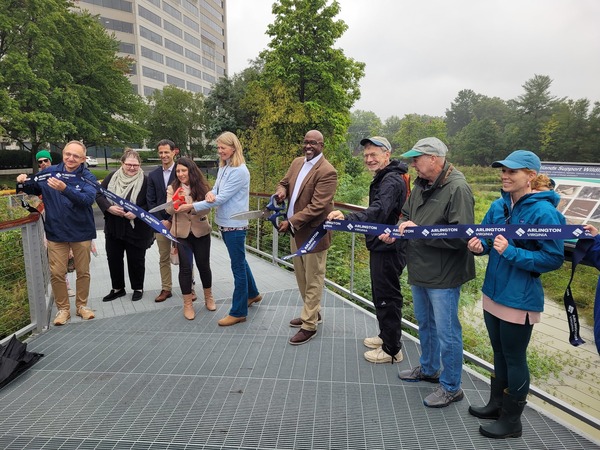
346, 159, 408, 253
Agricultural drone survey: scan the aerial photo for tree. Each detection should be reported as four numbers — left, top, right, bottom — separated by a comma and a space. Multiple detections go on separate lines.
258, 0, 365, 156
144, 86, 205, 156
446, 89, 482, 136
347, 110, 382, 154
381, 115, 402, 149
452, 118, 502, 165
393, 114, 447, 154
0, 2, 148, 164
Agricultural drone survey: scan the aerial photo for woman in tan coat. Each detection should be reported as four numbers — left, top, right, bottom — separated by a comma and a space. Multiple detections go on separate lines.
167, 157, 214, 319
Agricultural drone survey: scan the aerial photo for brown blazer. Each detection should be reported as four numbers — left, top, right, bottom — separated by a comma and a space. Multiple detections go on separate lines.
166, 185, 211, 239
276, 155, 337, 253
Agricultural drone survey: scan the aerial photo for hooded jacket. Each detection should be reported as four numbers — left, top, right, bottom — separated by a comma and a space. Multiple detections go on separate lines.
346, 159, 408, 253
400, 162, 475, 288
18, 162, 97, 242
478, 189, 565, 312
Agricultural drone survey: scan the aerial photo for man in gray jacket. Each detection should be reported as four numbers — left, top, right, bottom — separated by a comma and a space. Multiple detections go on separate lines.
394, 137, 475, 408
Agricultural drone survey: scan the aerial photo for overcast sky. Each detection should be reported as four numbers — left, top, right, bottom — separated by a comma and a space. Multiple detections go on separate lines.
225, 0, 600, 121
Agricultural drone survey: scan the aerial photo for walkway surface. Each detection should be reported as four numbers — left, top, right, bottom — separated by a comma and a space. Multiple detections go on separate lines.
0, 234, 599, 449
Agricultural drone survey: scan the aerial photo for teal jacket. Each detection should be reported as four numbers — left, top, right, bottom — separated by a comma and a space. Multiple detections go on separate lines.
477, 190, 565, 312
400, 163, 475, 288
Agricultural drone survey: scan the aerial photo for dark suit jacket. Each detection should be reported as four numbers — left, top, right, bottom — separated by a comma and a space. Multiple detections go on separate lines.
147, 165, 176, 221
276, 155, 337, 253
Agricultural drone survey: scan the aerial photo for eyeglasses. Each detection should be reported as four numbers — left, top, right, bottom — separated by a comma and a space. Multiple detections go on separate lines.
124, 163, 140, 168
303, 140, 323, 146
64, 152, 83, 160
37, 159, 50, 165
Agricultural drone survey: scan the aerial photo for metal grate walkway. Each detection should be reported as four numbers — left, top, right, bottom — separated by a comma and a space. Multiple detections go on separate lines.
0, 236, 598, 449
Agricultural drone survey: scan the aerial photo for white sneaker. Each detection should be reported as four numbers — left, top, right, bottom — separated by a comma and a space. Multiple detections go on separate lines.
364, 347, 403, 364
363, 335, 383, 349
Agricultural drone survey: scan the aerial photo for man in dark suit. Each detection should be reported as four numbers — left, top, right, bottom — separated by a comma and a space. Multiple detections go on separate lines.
147, 139, 177, 302
275, 130, 338, 345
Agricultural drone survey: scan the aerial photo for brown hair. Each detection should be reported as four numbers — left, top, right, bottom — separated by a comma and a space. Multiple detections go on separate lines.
121, 148, 141, 164
531, 173, 554, 191
171, 157, 210, 201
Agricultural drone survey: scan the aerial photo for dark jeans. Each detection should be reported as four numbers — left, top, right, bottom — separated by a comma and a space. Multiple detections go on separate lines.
105, 237, 147, 291
177, 234, 212, 295
370, 250, 404, 356
484, 310, 533, 396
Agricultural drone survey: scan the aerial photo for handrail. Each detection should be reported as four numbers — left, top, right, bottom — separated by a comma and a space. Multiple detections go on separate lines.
241, 192, 600, 432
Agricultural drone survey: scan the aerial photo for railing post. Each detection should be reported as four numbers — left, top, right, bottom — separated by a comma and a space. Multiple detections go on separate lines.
349, 232, 356, 293
21, 218, 50, 333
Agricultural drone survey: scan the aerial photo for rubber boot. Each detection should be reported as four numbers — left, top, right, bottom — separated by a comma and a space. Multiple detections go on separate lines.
204, 288, 216, 311
479, 390, 527, 439
469, 375, 506, 419
183, 293, 195, 320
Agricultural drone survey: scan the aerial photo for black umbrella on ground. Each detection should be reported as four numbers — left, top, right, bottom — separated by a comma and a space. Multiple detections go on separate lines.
0, 335, 44, 390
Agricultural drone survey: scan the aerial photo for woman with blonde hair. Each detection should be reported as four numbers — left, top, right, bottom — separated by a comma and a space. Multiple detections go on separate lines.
178, 132, 261, 326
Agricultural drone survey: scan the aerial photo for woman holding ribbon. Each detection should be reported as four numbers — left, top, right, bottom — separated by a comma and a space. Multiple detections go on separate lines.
166, 157, 214, 320
177, 132, 261, 326
97, 148, 154, 302
466, 150, 565, 439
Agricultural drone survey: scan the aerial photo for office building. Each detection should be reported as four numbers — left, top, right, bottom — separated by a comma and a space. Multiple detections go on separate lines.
76, 0, 227, 97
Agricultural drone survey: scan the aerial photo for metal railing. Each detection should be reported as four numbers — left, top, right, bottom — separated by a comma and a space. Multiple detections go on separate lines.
0, 212, 52, 346
240, 192, 600, 433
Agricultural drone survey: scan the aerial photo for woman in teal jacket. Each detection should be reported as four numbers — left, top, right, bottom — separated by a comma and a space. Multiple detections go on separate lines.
467, 150, 565, 439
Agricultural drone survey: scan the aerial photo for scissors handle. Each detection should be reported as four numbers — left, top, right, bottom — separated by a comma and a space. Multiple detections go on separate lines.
266, 194, 285, 212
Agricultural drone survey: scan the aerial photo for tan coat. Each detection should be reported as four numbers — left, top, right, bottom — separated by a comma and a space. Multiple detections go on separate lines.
276, 155, 337, 253
166, 185, 211, 238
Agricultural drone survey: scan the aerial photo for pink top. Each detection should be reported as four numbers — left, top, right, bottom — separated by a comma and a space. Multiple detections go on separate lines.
483, 294, 541, 324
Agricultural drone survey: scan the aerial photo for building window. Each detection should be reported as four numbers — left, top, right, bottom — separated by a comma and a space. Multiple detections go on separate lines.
185, 48, 201, 63
203, 86, 212, 96
202, 57, 215, 70
200, 13, 223, 35
202, 72, 216, 84
119, 42, 135, 54
185, 65, 202, 79
80, 0, 132, 13
167, 74, 186, 88
166, 56, 185, 72
101, 17, 133, 34
216, 66, 226, 76
183, 15, 199, 32
140, 25, 163, 45
187, 81, 202, 93
201, 40, 215, 56
141, 46, 164, 64
184, 31, 201, 49
164, 38, 184, 55
164, 20, 182, 38
200, 0, 222, 21
139, 5, 161, 26
163, 2, 182, 21
147, 0, 160, 6
142, 66, 165, 82
144, 86, 157, 96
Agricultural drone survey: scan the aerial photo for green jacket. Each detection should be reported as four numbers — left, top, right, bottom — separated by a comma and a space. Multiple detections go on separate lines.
400, 162, 475, 288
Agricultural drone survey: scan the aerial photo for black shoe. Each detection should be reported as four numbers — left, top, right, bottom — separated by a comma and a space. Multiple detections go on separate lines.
132, 290, 143, 301
103, 288, 126, 302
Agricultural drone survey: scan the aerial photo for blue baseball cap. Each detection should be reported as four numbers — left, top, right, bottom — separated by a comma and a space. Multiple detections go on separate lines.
491, 150, 541, 173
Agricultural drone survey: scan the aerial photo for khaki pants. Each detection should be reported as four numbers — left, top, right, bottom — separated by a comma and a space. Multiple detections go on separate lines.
47, 241, 91, 311
291, 239, 327, 331
155, 233, 172, 291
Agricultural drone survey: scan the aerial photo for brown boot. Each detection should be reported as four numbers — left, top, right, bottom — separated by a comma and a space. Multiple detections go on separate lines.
191, 288, 197, 302
204, 288, 216, 311
183, 293, 195, 320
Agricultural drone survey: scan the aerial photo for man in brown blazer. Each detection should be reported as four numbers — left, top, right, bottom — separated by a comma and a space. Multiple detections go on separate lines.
275, 129, 338, 345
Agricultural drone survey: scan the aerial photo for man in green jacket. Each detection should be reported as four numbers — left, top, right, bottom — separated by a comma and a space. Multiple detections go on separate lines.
394, 137, 475, 408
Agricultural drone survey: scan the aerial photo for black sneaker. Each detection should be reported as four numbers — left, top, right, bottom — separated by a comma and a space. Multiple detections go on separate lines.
103, 288, 126, 302
132, 290, 143, 301
398, 365, 441, 383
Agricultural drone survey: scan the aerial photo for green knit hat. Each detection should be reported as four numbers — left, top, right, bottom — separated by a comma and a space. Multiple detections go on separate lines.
35, 150, 52, 162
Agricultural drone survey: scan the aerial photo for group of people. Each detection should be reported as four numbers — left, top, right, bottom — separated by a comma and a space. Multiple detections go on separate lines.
16, 131, 596, 440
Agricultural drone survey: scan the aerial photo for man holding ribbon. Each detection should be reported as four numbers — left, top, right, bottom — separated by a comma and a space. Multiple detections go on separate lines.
275, 130, 337, 346
328, 136, 408, 364
394, 137, 475, 408
16, 141, 98, 325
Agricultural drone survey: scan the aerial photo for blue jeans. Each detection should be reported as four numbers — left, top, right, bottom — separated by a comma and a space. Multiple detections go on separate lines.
411, 285, 463, 392
221, 229, 259, 318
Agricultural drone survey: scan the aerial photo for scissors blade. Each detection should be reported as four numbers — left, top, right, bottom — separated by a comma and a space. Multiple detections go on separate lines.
230, 209, 269, 220
149, 201, 173, 213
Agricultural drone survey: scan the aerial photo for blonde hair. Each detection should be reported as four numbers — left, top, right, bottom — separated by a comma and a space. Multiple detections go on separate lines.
531, 173, 554, 191
216, 131, 245, 167
64, 140, 86, 153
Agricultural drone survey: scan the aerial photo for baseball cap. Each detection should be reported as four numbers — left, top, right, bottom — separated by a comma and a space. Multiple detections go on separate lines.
491, 150, 541, 173
401, 137, 448, 158
360, 136, 391, 152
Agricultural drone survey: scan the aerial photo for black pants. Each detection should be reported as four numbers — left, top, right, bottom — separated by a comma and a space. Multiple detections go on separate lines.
178, 234, 212, 295
370, 250, 405, 356
484, 310, 533, 396
105, 237, 147, 290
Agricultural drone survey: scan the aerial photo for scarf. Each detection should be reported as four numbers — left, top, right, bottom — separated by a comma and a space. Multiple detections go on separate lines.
107, 167, 145, 228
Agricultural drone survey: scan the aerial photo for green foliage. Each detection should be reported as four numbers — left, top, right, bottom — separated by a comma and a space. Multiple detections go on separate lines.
346, 110, 382, 153
0, 3, 148, 160
392, 114, 447, 154
144, 86, 205, 156
0, 150, 32, 169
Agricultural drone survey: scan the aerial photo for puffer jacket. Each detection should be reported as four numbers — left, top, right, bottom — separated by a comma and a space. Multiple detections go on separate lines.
346, 159, 408, 252
478, 189, 565, 311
